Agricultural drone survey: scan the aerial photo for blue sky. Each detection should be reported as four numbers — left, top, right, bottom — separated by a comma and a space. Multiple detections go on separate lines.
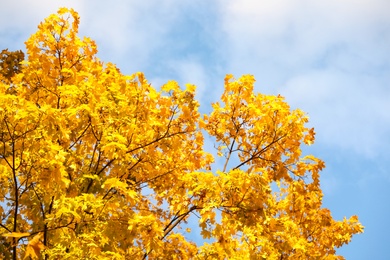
1, 0, 389, 258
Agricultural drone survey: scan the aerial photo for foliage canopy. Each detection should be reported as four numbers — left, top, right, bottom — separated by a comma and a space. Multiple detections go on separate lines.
0, 8, 363, 259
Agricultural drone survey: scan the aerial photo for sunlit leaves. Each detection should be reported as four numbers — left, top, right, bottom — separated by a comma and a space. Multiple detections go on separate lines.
24, 233, 45, 260
1, 232, 30, 238
0, 7, 363, 259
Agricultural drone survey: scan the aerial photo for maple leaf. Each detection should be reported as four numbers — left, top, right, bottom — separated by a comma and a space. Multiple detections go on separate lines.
24, 234, 45, 260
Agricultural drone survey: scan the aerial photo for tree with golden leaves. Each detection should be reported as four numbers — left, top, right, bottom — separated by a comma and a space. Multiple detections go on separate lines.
0, 8, 363, 259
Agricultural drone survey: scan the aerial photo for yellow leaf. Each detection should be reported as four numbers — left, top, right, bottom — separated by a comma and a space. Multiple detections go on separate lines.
1, 232, 30, 238
24, 233, 45, 260
102, 177, 128, 190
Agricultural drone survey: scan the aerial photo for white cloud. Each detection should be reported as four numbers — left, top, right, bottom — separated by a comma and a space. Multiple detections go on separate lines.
218, 0, 390, 75
0, 1, 184, 70
217, 0, 390, 158
0, 0, 82, 49
281, 69, 390, 157
74, 1, 183, 65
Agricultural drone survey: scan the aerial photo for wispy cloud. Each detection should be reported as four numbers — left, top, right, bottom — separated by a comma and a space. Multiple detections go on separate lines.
217, 0, 390, 158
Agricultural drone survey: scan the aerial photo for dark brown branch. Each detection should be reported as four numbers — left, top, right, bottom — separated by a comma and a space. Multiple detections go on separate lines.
0, 223, 11, 233
233, 134, 286, 170
142, 205, 199, 260
68, 122, 91, 150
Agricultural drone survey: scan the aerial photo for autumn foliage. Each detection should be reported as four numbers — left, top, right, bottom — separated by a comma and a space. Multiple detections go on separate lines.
0, 8, 363, 259
0, 49, 24, 84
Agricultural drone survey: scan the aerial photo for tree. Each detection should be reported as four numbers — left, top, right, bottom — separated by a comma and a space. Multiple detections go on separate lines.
0, 8, 363, 259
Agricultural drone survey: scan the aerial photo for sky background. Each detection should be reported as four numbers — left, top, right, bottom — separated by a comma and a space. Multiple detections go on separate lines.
1, 0, 389, 258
